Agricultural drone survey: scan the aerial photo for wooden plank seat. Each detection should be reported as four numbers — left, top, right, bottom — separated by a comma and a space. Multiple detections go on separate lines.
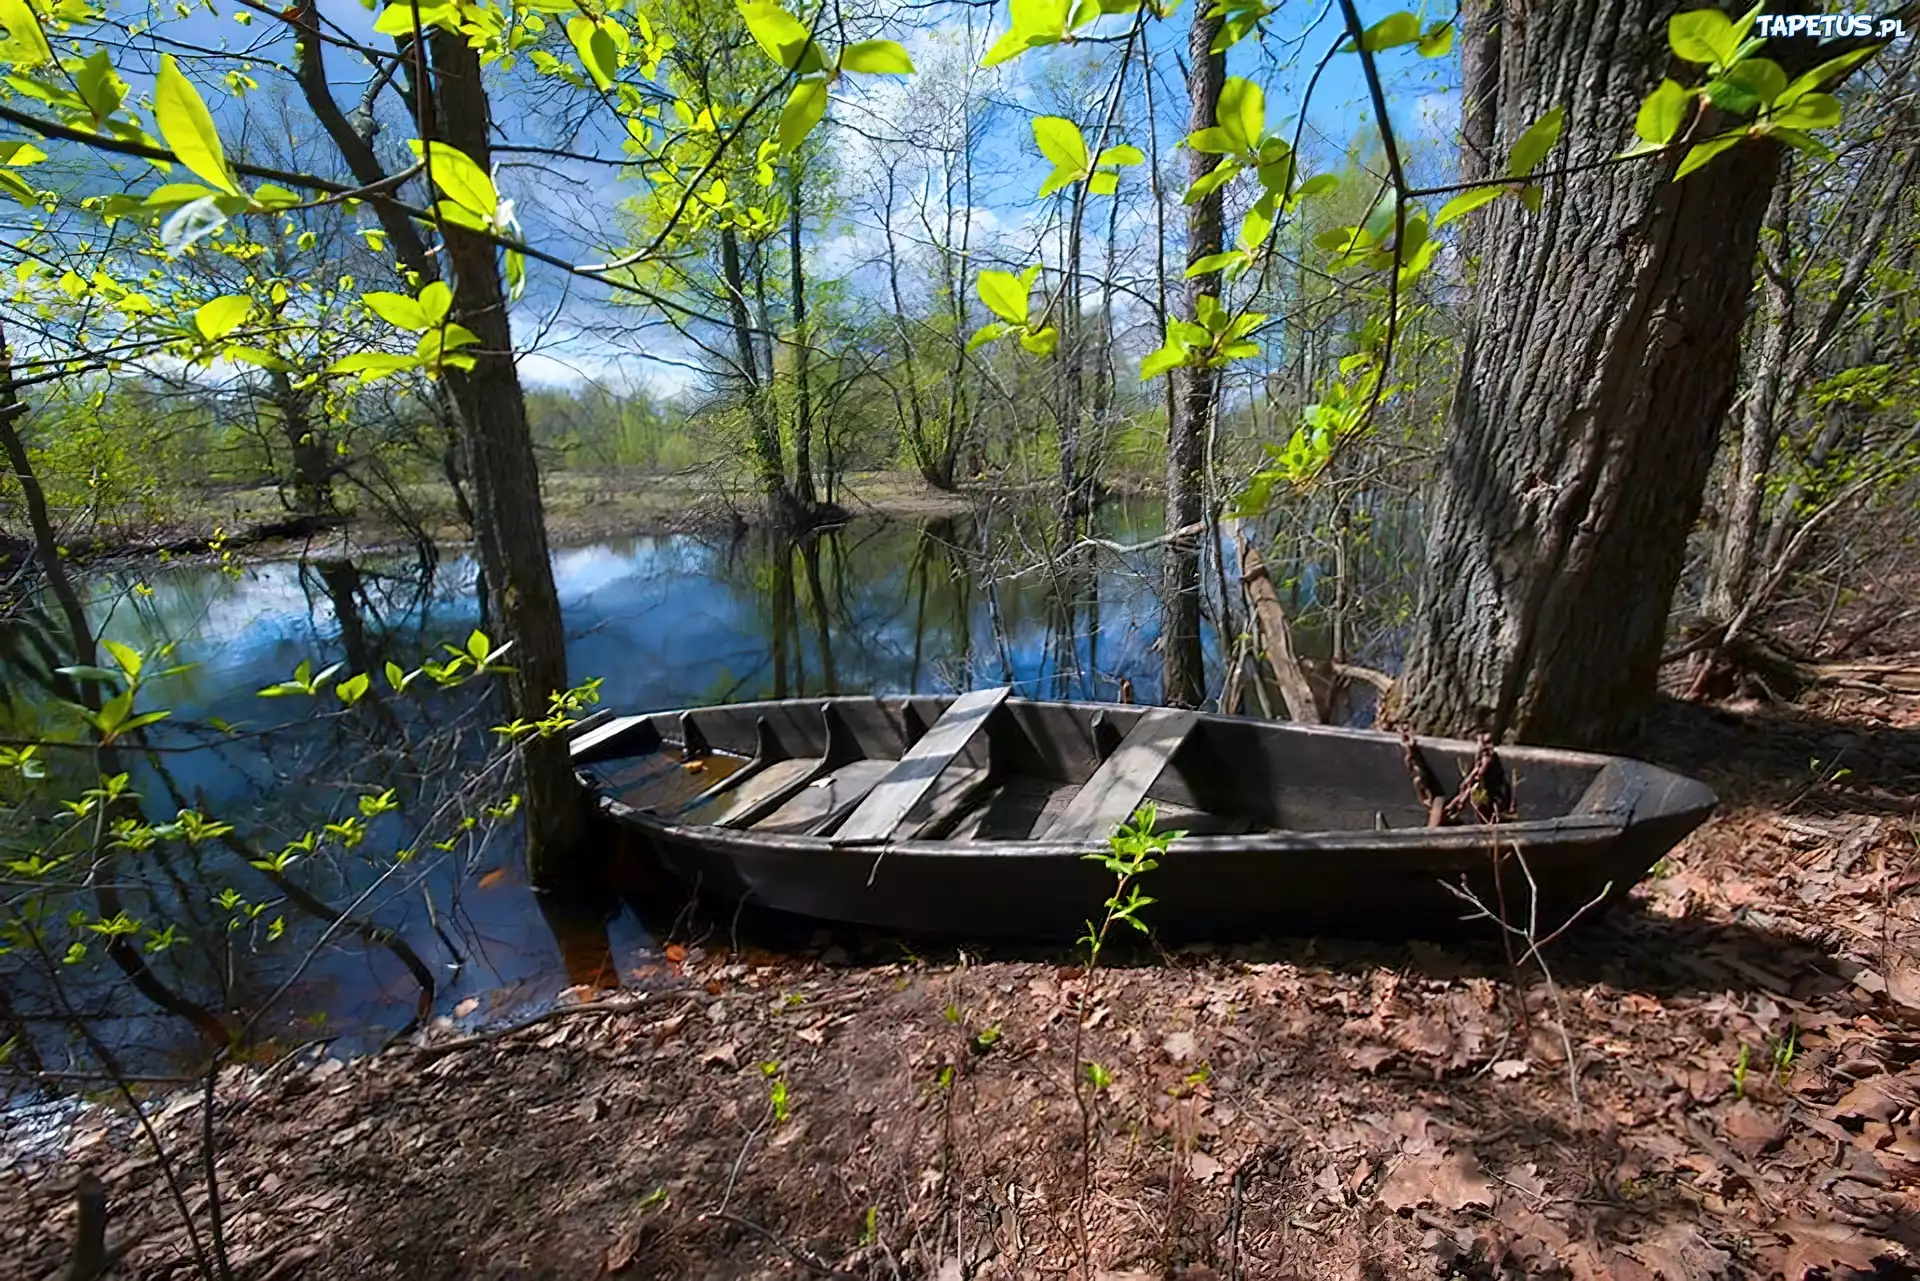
1038, 709, 1196, 842
830, 687, 1010, 844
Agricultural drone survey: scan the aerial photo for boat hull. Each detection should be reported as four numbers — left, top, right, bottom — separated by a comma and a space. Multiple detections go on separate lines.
575, 697, 1716, 942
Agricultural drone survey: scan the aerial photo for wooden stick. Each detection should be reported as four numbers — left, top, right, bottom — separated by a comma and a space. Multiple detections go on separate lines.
1231, 522, 1321, 724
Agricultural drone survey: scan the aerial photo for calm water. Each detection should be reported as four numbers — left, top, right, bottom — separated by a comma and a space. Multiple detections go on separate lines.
0, 503, 1260, 1078
0, 499, 1421, 1086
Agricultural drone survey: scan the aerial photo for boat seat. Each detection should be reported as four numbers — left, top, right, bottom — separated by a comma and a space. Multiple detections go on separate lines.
831, 687, 1010, 844
752, 759, 901, 834
1038, 708, 1196, 843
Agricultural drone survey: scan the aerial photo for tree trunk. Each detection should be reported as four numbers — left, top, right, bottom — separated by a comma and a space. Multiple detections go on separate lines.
721, 225, 792, 516
1703, 177, 1793, 622
1161, 5, 1224, 709
1395, 0, 1786, 748
428, 31, 584, 885
786, 164, 817, 511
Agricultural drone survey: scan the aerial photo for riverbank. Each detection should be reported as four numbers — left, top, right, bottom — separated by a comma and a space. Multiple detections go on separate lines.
5, 684, 1917, 1279
0, 469, 1001, 575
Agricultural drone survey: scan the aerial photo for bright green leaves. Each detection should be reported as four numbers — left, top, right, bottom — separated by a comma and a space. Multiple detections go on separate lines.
779, 81, 829, 153
330, 281, 478, 382
969, 264, 1056, 356
1207, 0, 1275, 53
1507, 105, 1564, 178
841, 39, 914, 73
565, 14, 623, 91
1031, 117, 1141, 197
739, 0, 828, 73
1629, 78, 1693, 153
1033, 116, 1087, 196
1636, 6, 1879, 179
1338, 10, 1453, 56
407, 139, 500, 231
0, 138, 46, 205
0, 0, 53, 65
1430, 105, 1562, 229
1140, 295, 1264, 381
154, 54, 239, 196
192, 294, 251, 342
1180, 77, 1313, 212
1667, 3, 1763, 73
1217, 76, 1263, 153
735, 0, 914, 154
985, 0, 1071, 67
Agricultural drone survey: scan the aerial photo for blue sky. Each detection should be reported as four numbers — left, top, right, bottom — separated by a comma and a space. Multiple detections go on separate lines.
10, 0, 1466, 394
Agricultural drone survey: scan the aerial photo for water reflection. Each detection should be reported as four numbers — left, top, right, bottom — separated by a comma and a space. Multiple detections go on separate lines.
0, 499, 1416, 1080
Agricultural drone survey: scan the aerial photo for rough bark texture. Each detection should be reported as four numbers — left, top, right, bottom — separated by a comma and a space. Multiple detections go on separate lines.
1161, 5, 1224, 710
429, 32, 584, 885
1396, 0, 1783, 748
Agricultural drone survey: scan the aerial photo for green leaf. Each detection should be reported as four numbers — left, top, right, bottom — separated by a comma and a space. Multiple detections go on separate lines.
1237, 202, 1274, 252
1635, 78, 1691, 146
967, 321, 1010, 351
1675, 131, 1743, 179
1668, 8, 1736, 67
1433, 184, 1504, 228
1768, 92, 1840, 130
1184, 251, 1244, 278
1183, 159, 1240, 205
194, 295, 252, 341
224, 346, 288, 370
566, 16, 618, 90
1086, 170, 1118, 196
1217, 77, 1264, 153
777, 80, 828, 153
984, 0, 1069, 65
1139, 343, 1189, 380
840, 39, 914, 74
1719, 57, 1785, 109
361, 290, 430, 330
976, 269, 1030, 324
1032, 115, 1089, 171
1018, 325, 1058, 356
1507, 105, 1564, 177
418, 281, 453, 326
1293, 173, 1338, 200
407, 140, 498, 222
1096, 144, 1144, 166
736, 0, 827, 73
1415, 21, 1454, 57
327, 352, 420, 381
1185, 126, 1236, 154
336, 672, 370, 706
0, 141, 46, 166
0, 0, 54, 65
1777, 47, 1876, 108
1769, 127, 1831, 159
1361, 10, 1420, 51
154, 55, 239, 195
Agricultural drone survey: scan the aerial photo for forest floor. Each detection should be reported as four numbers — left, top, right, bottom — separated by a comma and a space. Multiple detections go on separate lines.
6, 674, 1918, 1280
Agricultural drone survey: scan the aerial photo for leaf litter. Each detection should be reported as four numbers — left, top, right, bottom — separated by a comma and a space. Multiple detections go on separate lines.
3, 688, 1918, 1278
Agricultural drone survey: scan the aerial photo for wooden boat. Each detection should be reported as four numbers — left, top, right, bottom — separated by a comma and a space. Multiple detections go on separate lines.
569, 691, 1716, 941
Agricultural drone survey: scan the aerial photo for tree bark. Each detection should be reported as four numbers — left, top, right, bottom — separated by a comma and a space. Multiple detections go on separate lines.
1161, 4, 1224, 710
428, 31, 584, 885
1396, 0, 1786, 748
1703, 177, 1793, 622
786, 163, 817, 511
720, 225, 792, 516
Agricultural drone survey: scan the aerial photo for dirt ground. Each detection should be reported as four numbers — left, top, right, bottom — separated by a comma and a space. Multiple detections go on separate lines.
4, 677, 1918, 1280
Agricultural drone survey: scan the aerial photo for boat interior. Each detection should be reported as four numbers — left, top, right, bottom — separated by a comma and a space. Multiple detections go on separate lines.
572, 693, 1618, 845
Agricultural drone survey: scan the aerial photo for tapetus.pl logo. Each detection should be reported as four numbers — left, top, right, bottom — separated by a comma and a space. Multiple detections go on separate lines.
1752, 14, 1910, 37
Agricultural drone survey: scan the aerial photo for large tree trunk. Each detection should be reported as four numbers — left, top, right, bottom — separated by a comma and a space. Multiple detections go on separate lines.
428, 31, 584, 885
1396, 0, 1784, 748
1161, 4, 1224, 710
